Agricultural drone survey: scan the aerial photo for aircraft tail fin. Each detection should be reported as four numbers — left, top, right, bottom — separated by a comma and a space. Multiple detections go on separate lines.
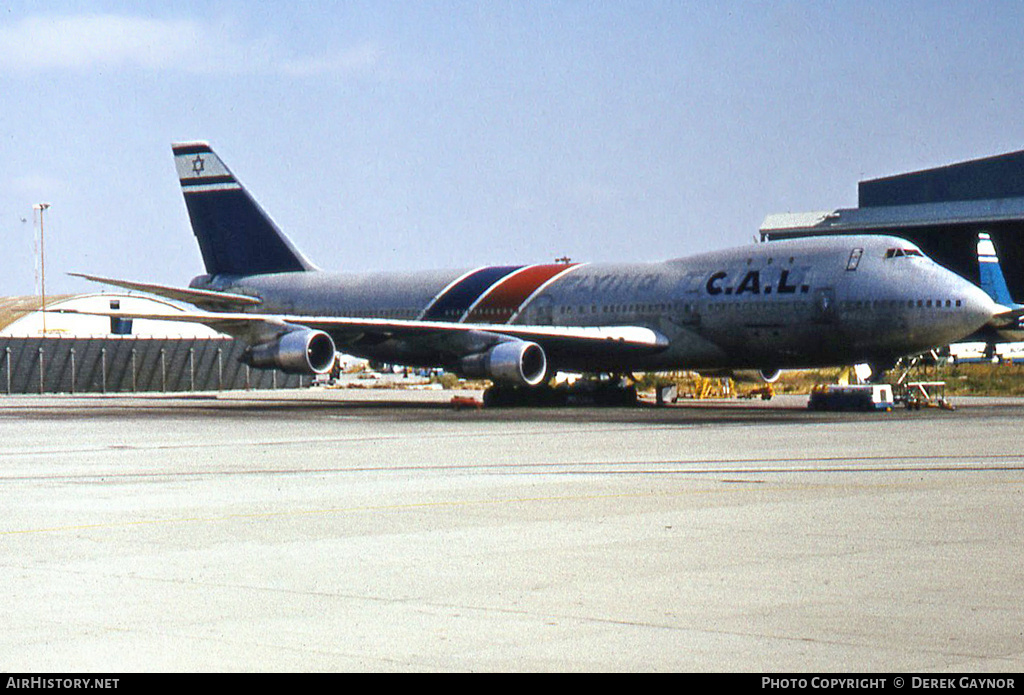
172, 142, 317, 277
977, 232, 1017, 307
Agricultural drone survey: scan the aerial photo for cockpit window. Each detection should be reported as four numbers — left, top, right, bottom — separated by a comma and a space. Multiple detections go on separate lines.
884, 247, 924, 259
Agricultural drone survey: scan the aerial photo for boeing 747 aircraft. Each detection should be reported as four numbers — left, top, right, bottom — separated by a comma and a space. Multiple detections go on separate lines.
69, 142, 1020, 402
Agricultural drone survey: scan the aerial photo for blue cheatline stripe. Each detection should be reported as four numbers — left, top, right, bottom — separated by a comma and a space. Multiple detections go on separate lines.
421, 265, 524, 321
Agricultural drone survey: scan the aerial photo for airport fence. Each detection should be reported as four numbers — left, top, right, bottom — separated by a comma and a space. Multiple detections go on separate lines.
0, 337, 309, 394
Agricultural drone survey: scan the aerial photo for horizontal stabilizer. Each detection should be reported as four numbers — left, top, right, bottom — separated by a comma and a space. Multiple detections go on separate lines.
989, 305, 1024, 329
70, 272, 263, 311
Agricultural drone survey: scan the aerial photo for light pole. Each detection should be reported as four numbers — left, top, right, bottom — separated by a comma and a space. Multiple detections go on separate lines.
34, 203, 51, 334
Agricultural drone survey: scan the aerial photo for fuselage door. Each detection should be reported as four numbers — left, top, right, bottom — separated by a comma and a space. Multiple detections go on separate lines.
531, 294, 554, 325
672, 271, 704, 327
813, 287, 837, 323
846, 248, 864, 271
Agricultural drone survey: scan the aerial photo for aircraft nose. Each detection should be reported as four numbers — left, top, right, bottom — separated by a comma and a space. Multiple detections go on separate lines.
959, 277, 1000, 331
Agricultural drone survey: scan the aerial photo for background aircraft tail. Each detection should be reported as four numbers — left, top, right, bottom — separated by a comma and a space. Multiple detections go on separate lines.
977, 232, 1018, 307
173, 142, 317, 277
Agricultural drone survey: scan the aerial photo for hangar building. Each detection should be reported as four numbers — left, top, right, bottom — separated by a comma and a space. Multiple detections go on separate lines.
0, 294, 309, 394
760, 149, 1024, 302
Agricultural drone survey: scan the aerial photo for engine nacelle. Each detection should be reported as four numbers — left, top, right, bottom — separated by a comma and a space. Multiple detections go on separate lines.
243, 329, 336, 375
758, 368, 782, 383
458, 340, 547, 387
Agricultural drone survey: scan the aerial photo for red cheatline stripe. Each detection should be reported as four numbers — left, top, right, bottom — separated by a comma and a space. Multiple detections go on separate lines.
463, 264, 577, 323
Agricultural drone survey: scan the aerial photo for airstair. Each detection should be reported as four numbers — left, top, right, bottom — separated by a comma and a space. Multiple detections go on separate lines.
892, 352, 955, 410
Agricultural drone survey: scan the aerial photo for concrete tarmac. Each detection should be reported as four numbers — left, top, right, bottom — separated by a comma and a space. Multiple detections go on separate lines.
1, 389, 1022, 672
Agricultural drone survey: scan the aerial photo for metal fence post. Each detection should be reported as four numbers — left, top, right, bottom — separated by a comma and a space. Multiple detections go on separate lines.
131, 348, 137, 393
101, 348, 107, 394
5, 347, 10, 395
160, 349, 167, 392
70, 348, 76, 395
189, 348, 195, 391
216, 348, 223, 391
38, 347, 44, 394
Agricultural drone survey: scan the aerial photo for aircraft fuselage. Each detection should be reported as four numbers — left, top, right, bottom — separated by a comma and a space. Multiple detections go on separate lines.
194, 234, 995, 375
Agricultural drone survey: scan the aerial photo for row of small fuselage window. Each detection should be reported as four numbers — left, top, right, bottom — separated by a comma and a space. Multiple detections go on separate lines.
335, 305, 674, 319
706, 298, 965, 312
334, 297, 965, 321
561, 298, 967, 315
337, 304, 680, 319
843, 298, 963, 310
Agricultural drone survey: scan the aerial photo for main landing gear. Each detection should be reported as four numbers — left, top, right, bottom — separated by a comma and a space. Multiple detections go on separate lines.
482, 375, 638, 408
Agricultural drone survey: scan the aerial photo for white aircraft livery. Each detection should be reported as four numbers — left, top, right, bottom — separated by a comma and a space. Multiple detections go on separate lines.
70, 142, 1020, 402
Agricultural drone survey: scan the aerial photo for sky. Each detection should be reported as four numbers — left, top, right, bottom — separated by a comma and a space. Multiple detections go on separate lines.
2, 1, 1024, 297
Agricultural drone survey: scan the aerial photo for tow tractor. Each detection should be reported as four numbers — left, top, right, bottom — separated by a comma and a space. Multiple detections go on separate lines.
807, 384, 894, 411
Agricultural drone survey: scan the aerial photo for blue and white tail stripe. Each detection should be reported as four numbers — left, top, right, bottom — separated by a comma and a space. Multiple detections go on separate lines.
977, 232, 1017, 307
173, 142, 243, 194
977, 232, 999, 264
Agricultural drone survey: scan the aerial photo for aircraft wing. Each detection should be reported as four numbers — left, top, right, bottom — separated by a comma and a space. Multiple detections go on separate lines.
50, 306, 670, 358
69, 273, 263, 311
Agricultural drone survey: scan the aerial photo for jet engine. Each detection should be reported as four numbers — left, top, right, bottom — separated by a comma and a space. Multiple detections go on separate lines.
243, 328, 336, 374
458, 340, 547, 387
758, 368, 782, 383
